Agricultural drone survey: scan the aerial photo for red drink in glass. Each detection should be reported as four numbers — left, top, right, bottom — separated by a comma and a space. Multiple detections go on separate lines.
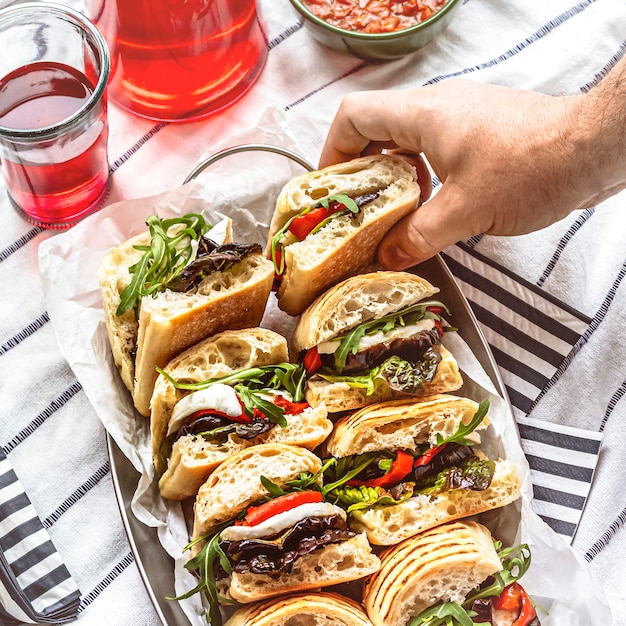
0, 3, 110, 229
86, 0, 267, 121
0, 61, 109, 226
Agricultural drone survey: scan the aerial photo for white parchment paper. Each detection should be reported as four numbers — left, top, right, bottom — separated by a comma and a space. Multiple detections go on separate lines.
38, 108, 611, 625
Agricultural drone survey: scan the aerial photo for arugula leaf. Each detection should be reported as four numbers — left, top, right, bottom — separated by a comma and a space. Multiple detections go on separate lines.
155, 363, 306, 401
116, 213, 210, 316
409, 601, 481, 626
435, 399, 490, 447
234, 384, 288, 427
316, 193, 360, 213
331, 484, 413, 512
170, 522, 235, 626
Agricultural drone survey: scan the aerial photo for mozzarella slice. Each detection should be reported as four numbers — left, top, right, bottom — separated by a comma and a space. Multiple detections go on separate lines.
317, 318, 436, 355
220, 501, 347, 542
167, 383, 242, 436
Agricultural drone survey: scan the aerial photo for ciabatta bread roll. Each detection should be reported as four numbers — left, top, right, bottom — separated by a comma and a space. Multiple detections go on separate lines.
267, 154, 420, 316
98, 214, 274, 416
150, 327, 332, 500
362, 521, 502, 626
322, 396, 521, 545
293, 271, 463, 413
224, 592, 374, 626
189, 444, 381, 606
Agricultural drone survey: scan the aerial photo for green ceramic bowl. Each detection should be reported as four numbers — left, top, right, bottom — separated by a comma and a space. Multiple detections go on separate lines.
289, 0, 462, 61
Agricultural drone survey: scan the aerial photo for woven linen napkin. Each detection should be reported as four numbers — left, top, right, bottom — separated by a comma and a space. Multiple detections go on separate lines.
443, 242, 603, 542
0, 448, 80, 624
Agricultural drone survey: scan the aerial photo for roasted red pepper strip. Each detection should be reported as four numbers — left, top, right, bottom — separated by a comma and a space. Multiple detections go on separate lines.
242, 490, 323, 526
190, 407, 251, 424
303, 346, 322, 376
288, 201, 344, 240
414, 443, 446, 467
493, 583, 538, 626
349, 450, 414, 488
273, 395, 309, 415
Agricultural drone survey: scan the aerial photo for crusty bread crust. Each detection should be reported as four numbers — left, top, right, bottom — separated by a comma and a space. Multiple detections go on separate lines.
351, 459, 521, 546
150, 327, 289, 476
223, 533, 381, 604
362, 521, 502, 626
304, 345, 463, 413
193, 443, 323, 538
224, 592, 374, 626
159, 403, 332, 500
267, 155, 420, 316
292, 271, 439, 352
324, 395, 488, 458
133, 253, 274, 415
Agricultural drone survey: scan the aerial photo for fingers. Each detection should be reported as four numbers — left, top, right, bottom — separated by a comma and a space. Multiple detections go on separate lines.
377, 189, 474, 269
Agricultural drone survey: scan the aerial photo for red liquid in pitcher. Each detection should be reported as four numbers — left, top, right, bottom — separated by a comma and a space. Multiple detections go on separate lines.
0, 61, 109, 227
90, 0, 267, 121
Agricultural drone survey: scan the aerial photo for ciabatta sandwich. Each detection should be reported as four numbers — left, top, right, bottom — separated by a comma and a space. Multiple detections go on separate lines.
150, 327, 332, 500
293, 271, 463, 413
267, 154, 420, 316
98, 212, 274, 416
186, 443, 381, 619
224, 592, 374, 626
362, 521, 540, 626
322, 396, 521, 545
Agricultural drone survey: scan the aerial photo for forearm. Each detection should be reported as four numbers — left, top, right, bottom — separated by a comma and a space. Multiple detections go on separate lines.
574, 55, 626, 208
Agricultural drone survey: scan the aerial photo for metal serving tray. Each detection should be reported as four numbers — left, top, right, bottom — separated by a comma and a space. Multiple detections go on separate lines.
107, 145, 514, 626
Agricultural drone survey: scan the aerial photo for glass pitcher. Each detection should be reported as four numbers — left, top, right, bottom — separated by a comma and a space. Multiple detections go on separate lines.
85, 0, 267, 122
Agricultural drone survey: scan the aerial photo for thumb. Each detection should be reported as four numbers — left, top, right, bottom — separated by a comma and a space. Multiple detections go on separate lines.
377, 189, 474, 269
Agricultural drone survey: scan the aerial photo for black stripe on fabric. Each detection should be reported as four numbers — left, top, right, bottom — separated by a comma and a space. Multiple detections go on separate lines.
284, 61, 369, 110
525, 454, 593, 482
505, 385, 533, 416
0, 228, 44, 263
580, 40, 626, 93
1, 381, 83, 454
528, 261, 626, 414
444, 252, 588, 344
538, 514, 577, 537
109, 123, 169, 173
489, 344, 549, 391
0, 491, 30, 517
0, 312, 50, 356
268, 19, 304, 49
0, 516, 43, 552
465, 299, 566, 369
22, 563, 74, 604
0, 466, 18, 490
600, 378, 626, 433
9, 540, 56, 578
43, 462, 110, 529
584, 506, 626, 561
518, 423, 601, 455
465, 234, 484, 248
451, 243, 592, 325
536, 208, 595, 288
76, 552, 134, 612
532, 485, 586, 510
424, 0, 599, 86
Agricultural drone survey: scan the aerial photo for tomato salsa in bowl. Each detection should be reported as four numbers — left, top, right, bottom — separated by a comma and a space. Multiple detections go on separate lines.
289, 0, 461, 60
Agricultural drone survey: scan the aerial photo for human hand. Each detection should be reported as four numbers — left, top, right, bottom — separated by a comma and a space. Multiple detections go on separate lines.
319, 80, 588, 269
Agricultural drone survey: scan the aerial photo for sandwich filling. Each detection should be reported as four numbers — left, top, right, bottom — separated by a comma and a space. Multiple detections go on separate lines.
302, 301, 451, 396
270, 192, 378, 286
324, 400, 495, 511
157, 364, 309, 467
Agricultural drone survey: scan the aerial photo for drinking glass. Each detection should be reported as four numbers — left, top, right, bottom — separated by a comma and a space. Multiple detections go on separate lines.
85, 0, 268, 122
0, 2, 110, 229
